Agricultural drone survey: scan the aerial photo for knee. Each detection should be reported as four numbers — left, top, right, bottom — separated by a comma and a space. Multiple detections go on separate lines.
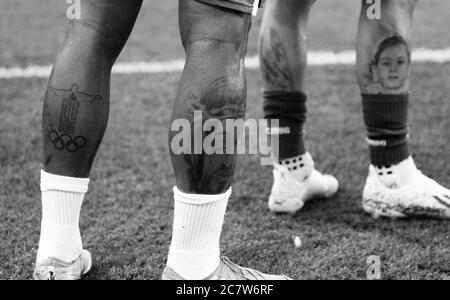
181, 28, 250, 74
179, 0, 251, 54
70, 19, 129, 61
183, 28, 250, 60
64, 18, 131, 64
185, 39, 247, 71
360, 0, 416, 33
61, 0, 142, 63
380, 0, 417, 18
270, 0, 316, 13
263, 0, 315, 28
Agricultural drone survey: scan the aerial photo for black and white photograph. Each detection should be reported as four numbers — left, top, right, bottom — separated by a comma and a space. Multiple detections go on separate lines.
0, 0, 449, 283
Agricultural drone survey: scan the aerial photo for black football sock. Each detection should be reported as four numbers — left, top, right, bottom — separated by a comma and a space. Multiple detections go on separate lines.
362, 93, 416, 188
362, 93, 410, 166
263, 91, 307, 161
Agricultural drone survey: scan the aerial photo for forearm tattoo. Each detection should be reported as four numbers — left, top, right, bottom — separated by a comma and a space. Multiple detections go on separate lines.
260, 28, 293, 90
177, 76, 246, 194
43, 84, 102, 153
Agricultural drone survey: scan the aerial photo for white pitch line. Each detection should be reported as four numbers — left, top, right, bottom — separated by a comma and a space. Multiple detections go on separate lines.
1, 48, 450, 79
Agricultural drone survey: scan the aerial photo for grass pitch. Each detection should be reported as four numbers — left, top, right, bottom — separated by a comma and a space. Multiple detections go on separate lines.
0, 0, 449, 280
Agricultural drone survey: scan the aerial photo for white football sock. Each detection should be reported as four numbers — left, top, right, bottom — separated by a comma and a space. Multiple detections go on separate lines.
374, 156, 416, 189
37, 170, 89, 264
277, 152, 314, 183
167, 187, 231, 280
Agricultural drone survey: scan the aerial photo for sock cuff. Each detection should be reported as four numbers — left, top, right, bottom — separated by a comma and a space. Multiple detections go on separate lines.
263, 91, 308, 160
278, 152, 313, 165
263, 91, 307, 120
362, 93, 411, 166
173, 187, 232, 205
369, 144, 411, 166
41, 170, 89, 193
362, 93, 409, 128
263, 91, 308, 102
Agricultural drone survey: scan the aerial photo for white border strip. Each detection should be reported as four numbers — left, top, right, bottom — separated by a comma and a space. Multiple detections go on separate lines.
252, 0, 260, 16
1, 48, 450, 79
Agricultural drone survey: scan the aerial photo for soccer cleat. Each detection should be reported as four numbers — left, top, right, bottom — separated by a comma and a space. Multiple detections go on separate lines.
162, 256, 291, 280
363, 165, 450, 219
33, 249, 92, 280
268, 159, 339, 214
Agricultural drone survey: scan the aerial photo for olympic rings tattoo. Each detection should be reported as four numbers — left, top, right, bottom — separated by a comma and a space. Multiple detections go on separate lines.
49, 130, 87, 152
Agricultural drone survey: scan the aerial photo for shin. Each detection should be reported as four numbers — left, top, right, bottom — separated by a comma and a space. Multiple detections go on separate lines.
166, 0, 252, 279
357, 0, 418, 187
43, 0, 143, 178
36, 0, 142, 266
170, 0, 252, 195
259, 0, 316, 161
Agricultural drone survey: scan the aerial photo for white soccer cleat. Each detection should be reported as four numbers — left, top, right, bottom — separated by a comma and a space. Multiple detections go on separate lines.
363, 165, 450, 219
33, 249, 92, 280
268, 155, 339, 214
162, 256, 291, 280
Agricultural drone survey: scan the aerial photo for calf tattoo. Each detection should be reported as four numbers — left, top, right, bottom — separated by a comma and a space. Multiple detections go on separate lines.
184, 77, 246, 121
44, 84, 101, 152
49, 130, 87, 152
42, 99, 53, 147
178, 76, 245, 194
260, 28, 293, 90
364, 35, 411, 94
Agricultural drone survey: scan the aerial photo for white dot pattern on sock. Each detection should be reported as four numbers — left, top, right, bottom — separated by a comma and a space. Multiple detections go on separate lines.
375, 165, 393, 176
279, 155, 305, 172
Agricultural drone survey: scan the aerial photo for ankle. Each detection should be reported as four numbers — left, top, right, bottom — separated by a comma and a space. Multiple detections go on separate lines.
374, 156, 416, 189
167, 248, 220, 280
276, 152, 314, 182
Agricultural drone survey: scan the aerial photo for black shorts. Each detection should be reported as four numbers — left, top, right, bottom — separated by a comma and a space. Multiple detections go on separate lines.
196, 0, 265, 15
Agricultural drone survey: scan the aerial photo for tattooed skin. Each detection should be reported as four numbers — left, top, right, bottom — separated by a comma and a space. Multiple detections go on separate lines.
184, 77, 246, 121
363, 36, 411, 94
42, 97, 53, 148
260, 28, 293, 90
176, 76, 246, 194
44, 83, 101, 153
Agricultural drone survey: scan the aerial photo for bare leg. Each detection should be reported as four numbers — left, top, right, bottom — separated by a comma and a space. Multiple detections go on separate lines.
259, 0, 339, 215
35, 0, 143, 279
170, 0, 251, 195
164, 0, 291, 280
358, 0, 450, 219
259, 0, 315, 160
43, 0, 143, 178
357, 0, 416, 95
357, 0, 416, 173
260, 0, 315, 92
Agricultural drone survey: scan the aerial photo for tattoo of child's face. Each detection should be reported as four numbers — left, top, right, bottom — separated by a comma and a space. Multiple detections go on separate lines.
365, 38, 411, 95
375, 44, 410, 91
